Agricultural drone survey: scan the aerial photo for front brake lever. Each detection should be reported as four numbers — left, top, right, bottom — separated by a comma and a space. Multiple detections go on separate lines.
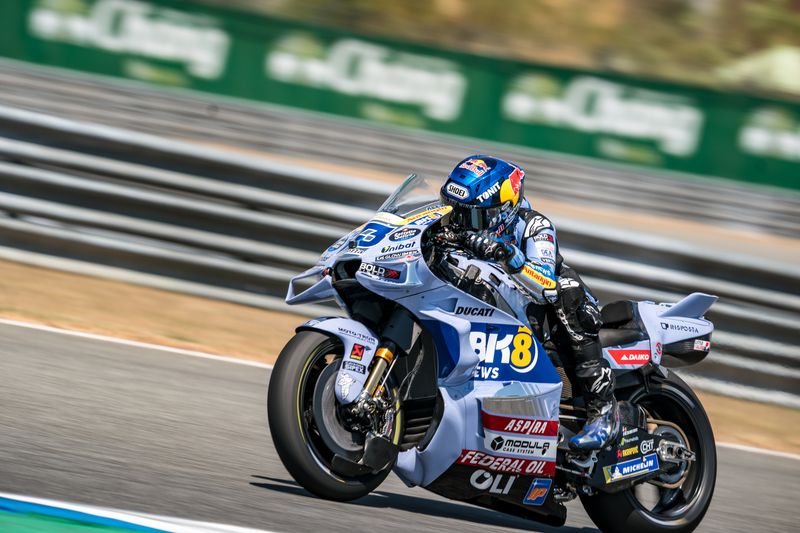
434, 226, 465, 247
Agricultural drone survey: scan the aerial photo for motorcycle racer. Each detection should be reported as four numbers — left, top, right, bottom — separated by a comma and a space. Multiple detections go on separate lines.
438, 155, 619, 451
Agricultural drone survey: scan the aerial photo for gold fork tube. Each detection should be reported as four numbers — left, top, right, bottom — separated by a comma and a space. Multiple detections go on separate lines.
362, 346, 395, 397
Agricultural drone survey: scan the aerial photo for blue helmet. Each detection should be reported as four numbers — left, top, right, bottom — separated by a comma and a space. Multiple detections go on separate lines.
440, 155, 525, 233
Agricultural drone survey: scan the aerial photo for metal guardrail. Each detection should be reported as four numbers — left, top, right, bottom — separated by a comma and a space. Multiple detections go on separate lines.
0, 106, 798, 406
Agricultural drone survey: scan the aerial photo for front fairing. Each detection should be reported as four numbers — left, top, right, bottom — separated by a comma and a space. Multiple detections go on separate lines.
286, 193, 560, 388
286, 202, 453, 305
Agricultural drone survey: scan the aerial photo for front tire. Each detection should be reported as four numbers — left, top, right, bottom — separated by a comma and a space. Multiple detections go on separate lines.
580, 372, 716, 533
267, 331, 397, 501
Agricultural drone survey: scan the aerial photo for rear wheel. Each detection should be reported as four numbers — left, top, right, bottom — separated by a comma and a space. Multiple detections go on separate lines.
267, 331, 401, 501
580, 372, 716, 533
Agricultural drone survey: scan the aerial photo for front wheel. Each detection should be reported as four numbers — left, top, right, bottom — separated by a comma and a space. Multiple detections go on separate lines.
267, 331, 401, 501
580, 372, 716, 533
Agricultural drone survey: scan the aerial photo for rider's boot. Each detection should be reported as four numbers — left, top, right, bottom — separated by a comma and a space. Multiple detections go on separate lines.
569, 354, 620, 451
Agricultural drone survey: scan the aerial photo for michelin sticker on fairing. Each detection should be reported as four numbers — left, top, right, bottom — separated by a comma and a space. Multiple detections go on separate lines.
603, 453, 660, 483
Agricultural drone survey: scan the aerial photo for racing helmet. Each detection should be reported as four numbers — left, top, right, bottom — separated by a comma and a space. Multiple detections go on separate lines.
440, 155, 525, 233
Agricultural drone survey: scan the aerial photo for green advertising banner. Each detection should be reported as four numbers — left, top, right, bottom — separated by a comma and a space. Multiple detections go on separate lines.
1, 0, 798, 190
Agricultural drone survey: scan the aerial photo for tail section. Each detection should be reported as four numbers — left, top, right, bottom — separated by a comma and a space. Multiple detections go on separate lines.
658, 293, 717, 319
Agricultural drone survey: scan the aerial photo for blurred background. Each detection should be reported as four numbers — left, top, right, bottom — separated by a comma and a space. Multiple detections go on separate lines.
207, 0, 800, 96
0, 1, 798, 531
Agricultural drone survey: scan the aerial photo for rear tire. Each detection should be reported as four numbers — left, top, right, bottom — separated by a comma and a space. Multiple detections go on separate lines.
267, 331, 397, 501
580, 372, 716, 533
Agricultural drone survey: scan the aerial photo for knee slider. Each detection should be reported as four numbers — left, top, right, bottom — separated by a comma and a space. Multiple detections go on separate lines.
577, 302, 602, 334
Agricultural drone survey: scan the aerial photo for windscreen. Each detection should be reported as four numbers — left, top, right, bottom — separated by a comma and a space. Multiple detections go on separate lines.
379, 174, 442, 218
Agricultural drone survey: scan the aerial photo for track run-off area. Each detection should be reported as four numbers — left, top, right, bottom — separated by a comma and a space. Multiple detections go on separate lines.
1, 320, 798, 533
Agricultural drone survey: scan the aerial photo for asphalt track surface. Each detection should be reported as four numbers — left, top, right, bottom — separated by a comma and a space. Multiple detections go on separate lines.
1, 322, 797, 533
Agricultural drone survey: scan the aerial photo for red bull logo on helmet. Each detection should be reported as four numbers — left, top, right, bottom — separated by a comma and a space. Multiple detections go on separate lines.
499, 167, 524, 206
509, 167, 523, 195
459, 158, 490, 176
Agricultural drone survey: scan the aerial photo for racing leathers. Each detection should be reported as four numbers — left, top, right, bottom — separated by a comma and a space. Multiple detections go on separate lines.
462, 205, 619, 451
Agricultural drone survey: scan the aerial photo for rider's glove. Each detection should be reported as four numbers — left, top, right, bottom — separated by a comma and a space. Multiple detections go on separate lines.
505, 245, 525, 273
464, 232, 522, 273
465, 232, 503, 260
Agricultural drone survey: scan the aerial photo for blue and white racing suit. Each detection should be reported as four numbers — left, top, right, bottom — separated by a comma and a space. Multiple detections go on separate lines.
490, 206, 611, 402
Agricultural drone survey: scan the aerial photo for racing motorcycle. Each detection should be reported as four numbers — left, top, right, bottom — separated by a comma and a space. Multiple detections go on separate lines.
268, 174, 717, 533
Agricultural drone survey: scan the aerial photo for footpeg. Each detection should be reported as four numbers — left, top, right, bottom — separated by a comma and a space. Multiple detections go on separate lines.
566, 450, 598, 470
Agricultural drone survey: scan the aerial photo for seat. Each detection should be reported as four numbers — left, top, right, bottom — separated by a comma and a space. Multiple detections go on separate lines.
599, 300, 647, 347
600, 300, 636, 326
599, 327, 647, 347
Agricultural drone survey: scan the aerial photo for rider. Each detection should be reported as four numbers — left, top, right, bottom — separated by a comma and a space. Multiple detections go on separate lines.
438, 155, 619, 451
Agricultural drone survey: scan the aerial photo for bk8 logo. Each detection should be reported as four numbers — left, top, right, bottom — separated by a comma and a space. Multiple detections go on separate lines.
470, 326, 538, 379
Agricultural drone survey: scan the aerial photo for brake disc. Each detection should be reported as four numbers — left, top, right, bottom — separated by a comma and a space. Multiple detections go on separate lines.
312, 362, 365, 458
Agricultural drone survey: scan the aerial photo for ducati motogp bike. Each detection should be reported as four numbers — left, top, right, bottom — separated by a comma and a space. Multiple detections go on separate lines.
268, 174, 717, 533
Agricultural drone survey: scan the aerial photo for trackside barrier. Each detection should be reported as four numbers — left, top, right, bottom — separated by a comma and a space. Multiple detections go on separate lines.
0, 106, 797, 406
2, 0, 800, 189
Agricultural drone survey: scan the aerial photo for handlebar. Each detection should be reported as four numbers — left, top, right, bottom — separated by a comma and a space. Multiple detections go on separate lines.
433, 227, 510, 262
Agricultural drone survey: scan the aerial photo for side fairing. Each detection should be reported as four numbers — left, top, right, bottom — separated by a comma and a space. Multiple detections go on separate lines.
399, 284, 561, 387
603, 340, 654, 369
393, 379, 562, 490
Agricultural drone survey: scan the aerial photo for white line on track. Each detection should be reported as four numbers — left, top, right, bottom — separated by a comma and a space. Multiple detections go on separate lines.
0, 318, 273, 369
714, 443, 800, 461
2, 317, 799, 462
0, 491, 279, 533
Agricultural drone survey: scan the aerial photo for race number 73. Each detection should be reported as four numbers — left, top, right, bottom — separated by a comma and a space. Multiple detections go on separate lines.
470, 326, 537, 373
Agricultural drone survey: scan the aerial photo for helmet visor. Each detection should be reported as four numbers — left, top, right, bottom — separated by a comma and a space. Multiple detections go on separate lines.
443, 198, 505, 231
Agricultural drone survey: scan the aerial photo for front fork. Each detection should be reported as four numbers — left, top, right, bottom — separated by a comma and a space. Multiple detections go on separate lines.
349, 341, 398, 435
349, 306, 420, 440
339, 340, 404, 476
358, 305, 420, 402
362, 343, 397, 400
